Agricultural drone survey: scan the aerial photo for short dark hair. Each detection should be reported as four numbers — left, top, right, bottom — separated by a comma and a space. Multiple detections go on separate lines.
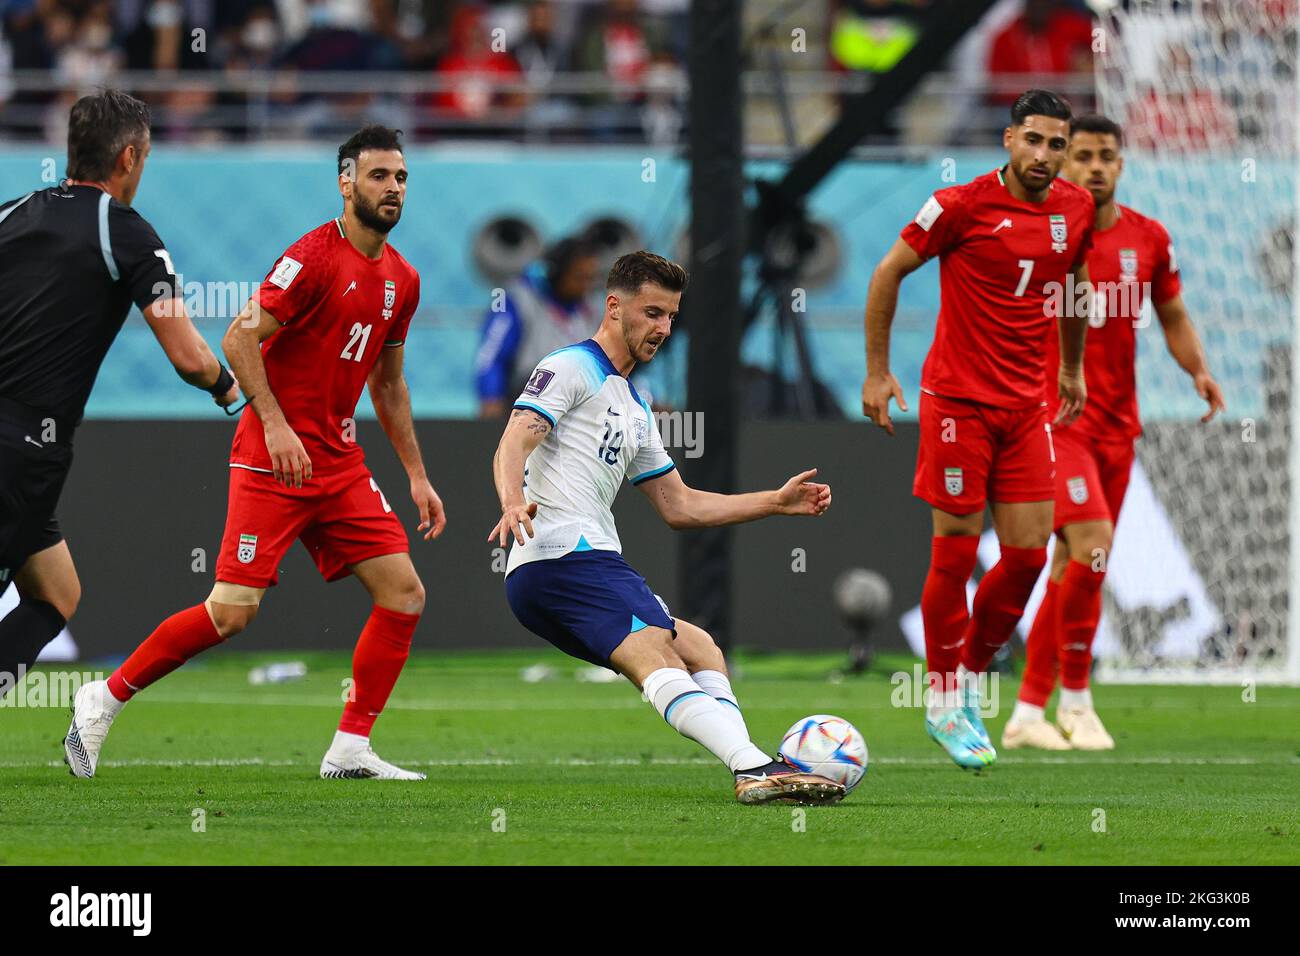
338, 124, 404, 177
1071, 112, 1124, 146
1010, 88, 1073, 126
606, 251, 688, 296
66, 90, 151, 182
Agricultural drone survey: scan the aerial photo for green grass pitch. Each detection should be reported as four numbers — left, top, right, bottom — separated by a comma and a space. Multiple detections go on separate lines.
2, 649, 1297, 865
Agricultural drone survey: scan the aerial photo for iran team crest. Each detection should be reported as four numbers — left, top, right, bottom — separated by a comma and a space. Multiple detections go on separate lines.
1049, 214, 1068, 253
1119, 248, 1138, 279
1067, 476, 1089, 505
383, 280, 396, 310
237, 533, 258, 564
944, 467, 963, 496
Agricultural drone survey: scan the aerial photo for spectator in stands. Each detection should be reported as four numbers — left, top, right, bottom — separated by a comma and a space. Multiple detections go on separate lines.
433, 2, 524, 121
986, 0, 1093, 106
474, 236, 601, 418
515, 0, 568, 85
514, 0, 580, 137
114, 0, 242, 71
573, 0, 662, 138
1125, 41, 1237, 152
56, 0, 120, 86
278, 0, 402, 71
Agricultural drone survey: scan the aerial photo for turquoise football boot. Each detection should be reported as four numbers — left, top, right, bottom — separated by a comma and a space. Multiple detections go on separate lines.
926, 708, 997, 769
961, 681, 994, 751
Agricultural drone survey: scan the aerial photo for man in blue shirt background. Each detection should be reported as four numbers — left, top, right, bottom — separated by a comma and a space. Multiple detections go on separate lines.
475, 236, 601, 418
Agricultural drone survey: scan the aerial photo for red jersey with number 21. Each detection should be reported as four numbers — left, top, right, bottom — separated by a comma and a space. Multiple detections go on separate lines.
230, 219, 420, 475
900, 168, 1095, 408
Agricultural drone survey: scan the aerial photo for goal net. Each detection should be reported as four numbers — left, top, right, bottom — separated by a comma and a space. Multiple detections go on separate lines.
1085, 0, 1299, 683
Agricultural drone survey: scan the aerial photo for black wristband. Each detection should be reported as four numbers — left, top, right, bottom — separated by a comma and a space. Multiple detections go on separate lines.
205, 364, 235, 398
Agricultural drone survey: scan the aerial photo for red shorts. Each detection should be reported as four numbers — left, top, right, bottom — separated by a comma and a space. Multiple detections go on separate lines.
913, 391, 1054, 513
1050, 425, 1135, 531
215, 462, 409, 588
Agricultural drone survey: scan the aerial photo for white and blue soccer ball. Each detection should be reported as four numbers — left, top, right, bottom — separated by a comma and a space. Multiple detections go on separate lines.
778, 714, 868, 791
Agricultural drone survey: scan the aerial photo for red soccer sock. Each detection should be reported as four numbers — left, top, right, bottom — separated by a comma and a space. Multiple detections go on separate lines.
1058, 560, 1106, 690
107, 603, 224, 702
921, 535, 980, 696
1019, 579, 1060, 707
960, 544, 1047, 674
339, 605, 420, 737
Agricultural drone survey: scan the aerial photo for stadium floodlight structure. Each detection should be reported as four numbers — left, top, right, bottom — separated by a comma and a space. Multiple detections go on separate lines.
1088, 0, 1300, 684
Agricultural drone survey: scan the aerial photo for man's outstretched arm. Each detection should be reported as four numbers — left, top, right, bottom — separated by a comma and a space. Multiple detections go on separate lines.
223, 298, 312, 488
367, 343, 446, 540
1156, 293, 1225, 423
636, 466, 831, 530
862, 238, 924, 434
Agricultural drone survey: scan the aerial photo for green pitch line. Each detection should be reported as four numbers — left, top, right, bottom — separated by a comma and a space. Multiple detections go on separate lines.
1, 650, 1296, 865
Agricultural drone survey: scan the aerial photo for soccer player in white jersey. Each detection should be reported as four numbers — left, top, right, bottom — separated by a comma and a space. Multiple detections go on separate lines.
490, 251, 844, 805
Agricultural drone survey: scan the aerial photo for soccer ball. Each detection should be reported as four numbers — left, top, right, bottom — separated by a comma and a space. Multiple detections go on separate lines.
778, 714, 868, 791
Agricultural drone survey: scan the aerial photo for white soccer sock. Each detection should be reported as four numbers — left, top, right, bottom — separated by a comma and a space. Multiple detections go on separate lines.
689, 669, 749, 737
642, 668, 770, 772
1010, 700, 1045, 724
925, 682, 962, 721
1059, 687, 1093, 711
330, 730, 369, 754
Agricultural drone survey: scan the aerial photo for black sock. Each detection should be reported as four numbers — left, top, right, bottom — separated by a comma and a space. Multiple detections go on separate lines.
0, 597, 67, 698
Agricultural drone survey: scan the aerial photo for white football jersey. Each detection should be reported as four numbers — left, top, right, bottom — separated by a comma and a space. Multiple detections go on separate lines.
507, 339, 675, 574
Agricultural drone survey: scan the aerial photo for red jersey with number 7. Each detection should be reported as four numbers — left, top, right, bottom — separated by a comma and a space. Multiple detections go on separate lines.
229, 218, 420, 475
900, 168, 1095, 408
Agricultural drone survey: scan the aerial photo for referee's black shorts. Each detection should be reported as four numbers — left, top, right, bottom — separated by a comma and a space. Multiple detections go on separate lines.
0, 396, 73, 584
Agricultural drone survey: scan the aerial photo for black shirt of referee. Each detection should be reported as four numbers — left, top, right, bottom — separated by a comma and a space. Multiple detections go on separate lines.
0, 183, 180, 424
0, 90, 234, 691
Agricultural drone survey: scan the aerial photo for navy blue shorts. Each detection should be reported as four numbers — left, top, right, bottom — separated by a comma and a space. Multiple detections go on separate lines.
505, 550, 675, 668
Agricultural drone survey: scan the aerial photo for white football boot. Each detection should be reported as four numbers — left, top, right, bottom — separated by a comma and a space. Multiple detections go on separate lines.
1001, 717, 1072, 751
64, 680, 123, 778
1057, 707, 1115, 750
319, 732, 426, 780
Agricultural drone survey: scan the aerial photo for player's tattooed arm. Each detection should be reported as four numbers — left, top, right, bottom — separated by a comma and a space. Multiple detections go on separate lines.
488, 409, 551, 546
508, 407, 552, 437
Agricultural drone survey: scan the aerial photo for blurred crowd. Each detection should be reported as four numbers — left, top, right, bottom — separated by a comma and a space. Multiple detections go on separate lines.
0, 0, 1294, 146
0, 0, 690, 141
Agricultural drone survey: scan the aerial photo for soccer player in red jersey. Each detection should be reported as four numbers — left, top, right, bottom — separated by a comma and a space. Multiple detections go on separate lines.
1004, 114, 1225, 751
64, 125, 447, 780
862, 90, 1094, 769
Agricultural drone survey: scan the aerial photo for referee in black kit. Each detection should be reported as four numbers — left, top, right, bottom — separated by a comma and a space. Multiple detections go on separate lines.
0, 90, 240, 692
